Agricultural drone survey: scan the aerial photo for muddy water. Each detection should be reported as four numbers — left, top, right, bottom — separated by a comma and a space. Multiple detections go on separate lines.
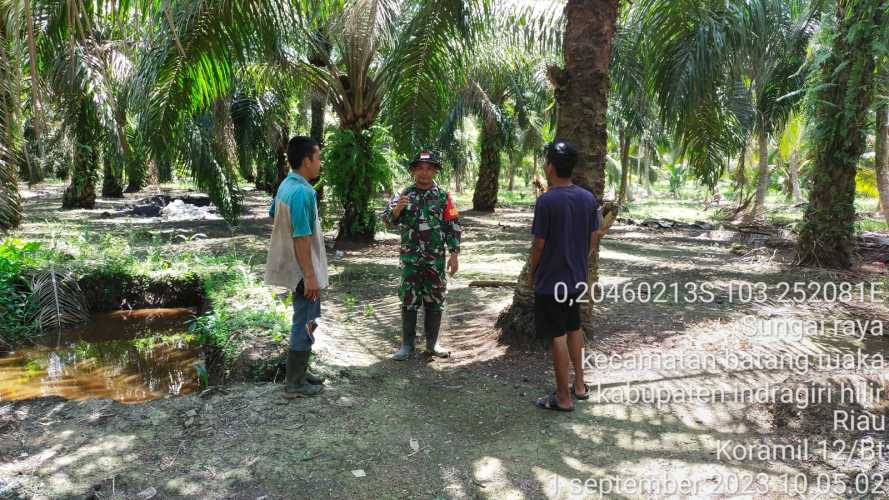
0, 308, 202, 403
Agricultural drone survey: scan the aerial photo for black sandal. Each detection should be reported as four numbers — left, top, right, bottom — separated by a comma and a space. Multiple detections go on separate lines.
534, 393, 574, 412
571, 383, 590, 401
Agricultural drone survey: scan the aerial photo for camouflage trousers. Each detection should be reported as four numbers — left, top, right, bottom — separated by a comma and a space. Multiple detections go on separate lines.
399, 263, 447, 312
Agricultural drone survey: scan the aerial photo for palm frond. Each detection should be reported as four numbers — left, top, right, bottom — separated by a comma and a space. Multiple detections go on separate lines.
29, 269, 90, 342
636, 0, 821, 187
183, 111, 242, 224
0, 1, 23, 230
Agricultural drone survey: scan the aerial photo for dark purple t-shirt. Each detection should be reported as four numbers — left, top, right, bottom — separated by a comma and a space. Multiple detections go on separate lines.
531, 184, 599, 296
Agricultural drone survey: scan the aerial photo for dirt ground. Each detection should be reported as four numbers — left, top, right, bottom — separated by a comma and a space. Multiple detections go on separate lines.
3, 184, 889, 499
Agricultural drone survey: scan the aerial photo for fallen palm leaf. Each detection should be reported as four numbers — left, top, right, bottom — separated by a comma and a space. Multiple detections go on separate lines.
29, 268, 90, 345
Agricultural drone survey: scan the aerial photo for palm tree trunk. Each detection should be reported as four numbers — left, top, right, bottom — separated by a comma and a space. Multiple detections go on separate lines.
62, 138, 97, 209
797, 0, 882, 268
0, 24, 22, 229
335, 126, 378, 244
788, 150, 802, 203
125, 159, 147, 193
734, 146, 747, 200
472, 119, 501, 211
310, 90, 327, 146
277, 121, 290, 189
309, 94, 327, 205
617, 125, 630, 204
24, 0, 43, 185
507, 159, 515, 191
101, 159, 124, 198
23, 147, 41, 187
750, 129, 769, 221
497, 0, 619, 344
644, 144, 653, 197
0, 148, 21, 231
875, 104, 889, 227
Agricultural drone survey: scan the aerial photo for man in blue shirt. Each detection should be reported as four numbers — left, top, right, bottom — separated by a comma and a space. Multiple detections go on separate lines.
265, 136, 329, 398
529, 139, 599, 412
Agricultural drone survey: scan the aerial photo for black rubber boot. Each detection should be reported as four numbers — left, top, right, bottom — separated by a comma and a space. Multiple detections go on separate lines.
283, 351, 323, 398
424, 307, 449, 358
393, 307, 417, 361
305, 369, 325, 385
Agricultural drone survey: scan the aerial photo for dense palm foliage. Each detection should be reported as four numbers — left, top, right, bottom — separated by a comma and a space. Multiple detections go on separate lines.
133, 0, 487, 235
0, 0, 24, 231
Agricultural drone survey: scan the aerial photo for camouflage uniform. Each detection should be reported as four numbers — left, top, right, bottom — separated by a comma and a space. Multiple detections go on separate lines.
382, 183, 461, 312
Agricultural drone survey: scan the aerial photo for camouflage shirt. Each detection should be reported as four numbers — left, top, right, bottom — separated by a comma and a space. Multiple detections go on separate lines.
382, 183, 461, 273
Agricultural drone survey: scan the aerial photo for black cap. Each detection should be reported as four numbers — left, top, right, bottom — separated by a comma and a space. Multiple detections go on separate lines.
543, 139, 577, 158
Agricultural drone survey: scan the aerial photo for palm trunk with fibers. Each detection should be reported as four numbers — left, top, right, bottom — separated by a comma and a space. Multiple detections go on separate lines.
310, 90, 327, 146
876, 104, 889, 227
734, 147, 747, 200
125, 158, 147, 193
62, 112, 98, 210
617, 125, 630, 205
101, 157, 124, 198
497, 0, 619, 344
155, 162, 172, 184
788, 150, 803, 203
643, 145, 653, 197
23, 147, 40, 187
333, 126, 381, 244
472, 119, 501, 211
271, 123, 290, 194
24, 0, 43, 185
0, 149, 21, 231
507, 159, 515, 191
749, 129, 769, 221
309, 91, 328, 208
0, 14, 21, 230
797, 0, 883, 268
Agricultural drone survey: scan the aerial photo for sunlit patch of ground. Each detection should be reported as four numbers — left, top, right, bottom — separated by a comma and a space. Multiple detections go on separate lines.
3, 182, 889, 499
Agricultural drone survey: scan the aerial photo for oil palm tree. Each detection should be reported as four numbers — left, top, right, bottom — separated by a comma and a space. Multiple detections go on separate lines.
636, 0, 820, 220
776, 111, 806, 203
435, 1, 559, 212
609, 10, 655, 206
796, 0, 887, 267
19, 0, 145, 208
134, 0, 482, 236
497, 0, 620, 342
873, 61, 888, 227
438, 53, 551, 212
0, 0, 23, 230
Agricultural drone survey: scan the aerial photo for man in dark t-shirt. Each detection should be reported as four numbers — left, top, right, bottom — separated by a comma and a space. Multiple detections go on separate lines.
529, 139, 600, 412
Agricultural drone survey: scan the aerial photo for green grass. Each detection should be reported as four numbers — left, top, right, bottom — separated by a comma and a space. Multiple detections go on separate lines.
1, 229, 291, 367
616, 178, 887, 233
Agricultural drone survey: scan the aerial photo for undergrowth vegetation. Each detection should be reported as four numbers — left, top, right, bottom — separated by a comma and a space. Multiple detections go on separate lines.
0, 233, 291, 376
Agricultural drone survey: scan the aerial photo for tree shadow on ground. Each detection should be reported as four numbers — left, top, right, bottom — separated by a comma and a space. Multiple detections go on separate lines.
5, 192, 889, 498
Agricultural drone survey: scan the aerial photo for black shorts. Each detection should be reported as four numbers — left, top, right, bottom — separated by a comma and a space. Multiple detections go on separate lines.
534, 294, 581, 339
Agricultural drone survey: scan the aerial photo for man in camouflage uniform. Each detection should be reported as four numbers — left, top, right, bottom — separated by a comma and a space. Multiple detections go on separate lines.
382, 150, 461, 360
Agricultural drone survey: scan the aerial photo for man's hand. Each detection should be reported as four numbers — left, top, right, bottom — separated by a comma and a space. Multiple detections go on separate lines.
303, 274, 321, 301
447, 253, 459, 276
391, 194, 410, 220
292, 235, 319, 300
